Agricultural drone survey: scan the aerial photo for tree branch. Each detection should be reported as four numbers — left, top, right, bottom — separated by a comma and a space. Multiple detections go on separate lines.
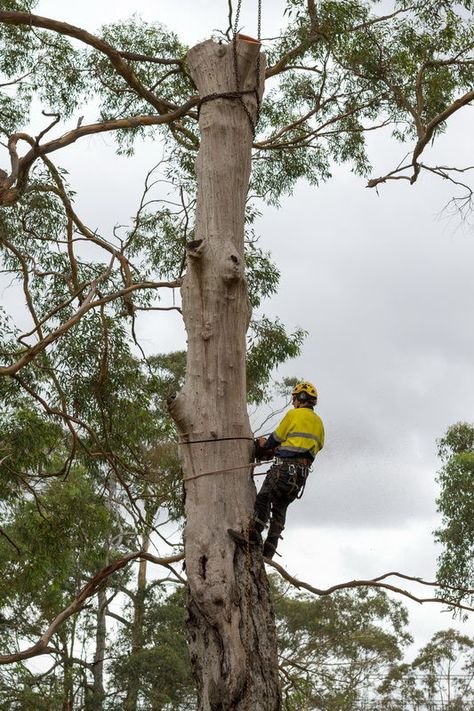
267, 560, 474, 613
0, 551, 184, 665
0, 107, 199, 204
0, 528, 22, 556
411, 89, 474, 180
0, 277, 181, 376
0, 12, 177, 115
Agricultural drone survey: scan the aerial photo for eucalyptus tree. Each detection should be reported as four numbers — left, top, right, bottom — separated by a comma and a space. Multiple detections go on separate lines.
435, 422, 474, 605
0, 468, 121, 710
381, 628, 474, 710
107, 586, 195, 711
0, 1, 473, 708
270, 577, 412, 710
0, 344, 188, 710
99, 575, 416, 711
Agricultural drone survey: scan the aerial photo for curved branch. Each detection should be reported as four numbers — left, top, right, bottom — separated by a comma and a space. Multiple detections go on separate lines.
267, 559, 474, 613
368, 86, 474, 190
411, 89, 474, 179
0, 107, 199, 204
0, 277, 181, 376
265, 4, 414, 79
34, 107, 199, 154
0, 11, 177, 115
0, 551, 184, 665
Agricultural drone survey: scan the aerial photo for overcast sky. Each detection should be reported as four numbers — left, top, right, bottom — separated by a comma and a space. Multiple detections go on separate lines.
10, 0, 474, 653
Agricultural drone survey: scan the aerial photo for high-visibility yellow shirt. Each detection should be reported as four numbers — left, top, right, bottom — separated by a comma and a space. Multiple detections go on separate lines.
270, 406, 325, 461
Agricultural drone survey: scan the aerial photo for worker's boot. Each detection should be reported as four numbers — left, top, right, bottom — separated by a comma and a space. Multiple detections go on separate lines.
227, 527, 262, 548
262, 536, 280, 559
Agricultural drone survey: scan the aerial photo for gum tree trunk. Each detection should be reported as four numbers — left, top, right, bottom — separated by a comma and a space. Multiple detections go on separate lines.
169, 38, 281, 710
124, 531, 149, 711
91, 588, 106, 710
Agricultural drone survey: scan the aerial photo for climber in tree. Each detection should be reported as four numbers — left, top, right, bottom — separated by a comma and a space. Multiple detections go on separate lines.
229, 381, 325, 559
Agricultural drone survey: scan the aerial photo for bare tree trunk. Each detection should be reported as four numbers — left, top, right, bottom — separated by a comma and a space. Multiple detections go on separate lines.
169, 38, 281, 710
91, 587, 107, 710
124, 532, 149, 711
62, 650, 74, 711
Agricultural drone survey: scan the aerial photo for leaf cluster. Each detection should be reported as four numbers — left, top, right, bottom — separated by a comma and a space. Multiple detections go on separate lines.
108, 586, 195, 710
435, 422, 474, 602
270, 575, 410, 709
247, 317, 305, 404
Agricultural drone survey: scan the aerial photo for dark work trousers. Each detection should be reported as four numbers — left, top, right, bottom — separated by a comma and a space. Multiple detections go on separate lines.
253, 460, 309, 557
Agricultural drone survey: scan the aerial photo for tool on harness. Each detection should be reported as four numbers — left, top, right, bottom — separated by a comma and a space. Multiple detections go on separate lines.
275, 459, 311, 499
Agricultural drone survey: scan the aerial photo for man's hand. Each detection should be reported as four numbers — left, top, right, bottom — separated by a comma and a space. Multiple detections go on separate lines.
254, 436, 275, 462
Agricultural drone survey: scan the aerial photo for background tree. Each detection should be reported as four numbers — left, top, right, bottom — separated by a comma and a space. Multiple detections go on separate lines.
435, 422, 474, 605
107, 586, 195, 711
271, 576, 411, 710
0, 468, 121, 710
381, 628, 474, 710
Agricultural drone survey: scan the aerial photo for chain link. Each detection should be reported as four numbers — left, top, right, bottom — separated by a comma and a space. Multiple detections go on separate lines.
196, 2, 263, 136
232, 0, 262, 137
255, 0, 263, 128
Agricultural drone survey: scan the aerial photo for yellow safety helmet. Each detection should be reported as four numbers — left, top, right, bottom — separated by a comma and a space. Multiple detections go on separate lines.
292, 381, 318, 403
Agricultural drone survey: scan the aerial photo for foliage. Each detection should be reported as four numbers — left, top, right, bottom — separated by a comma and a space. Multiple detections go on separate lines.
435, 422, 474, 604
270, 576, 411, 710
381, 628, 474, 710
0, 468, 123, 710
107, 587, 195, 711
247, 318, 306, 404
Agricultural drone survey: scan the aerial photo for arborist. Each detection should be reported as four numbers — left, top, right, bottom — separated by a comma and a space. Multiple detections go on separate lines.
229, 381, 325, 559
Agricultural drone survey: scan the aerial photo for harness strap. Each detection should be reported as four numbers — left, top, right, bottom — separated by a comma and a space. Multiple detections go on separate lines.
274, 459, 310, 499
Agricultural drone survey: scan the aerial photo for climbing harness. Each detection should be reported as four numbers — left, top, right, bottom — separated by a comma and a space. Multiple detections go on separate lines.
274, 459, 311, 499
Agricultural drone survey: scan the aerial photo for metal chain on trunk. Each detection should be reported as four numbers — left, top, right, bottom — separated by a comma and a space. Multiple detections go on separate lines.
197, 0, 262, 138
232, 0, 262, 136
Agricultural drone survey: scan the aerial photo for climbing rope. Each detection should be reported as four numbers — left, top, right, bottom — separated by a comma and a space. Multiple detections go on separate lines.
179, 435, 254, 445
182, 459, 272, 483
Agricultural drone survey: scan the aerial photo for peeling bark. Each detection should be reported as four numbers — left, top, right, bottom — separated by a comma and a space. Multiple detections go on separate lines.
169, 38, 281, 710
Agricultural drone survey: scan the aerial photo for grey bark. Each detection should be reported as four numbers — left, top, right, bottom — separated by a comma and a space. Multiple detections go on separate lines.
169, 38, 281, 710
124, 532, 149, 711
90, 587, 107, 710
62, 641, 74, 711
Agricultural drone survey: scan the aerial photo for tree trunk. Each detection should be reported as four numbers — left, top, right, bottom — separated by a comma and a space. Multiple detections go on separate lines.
91, 587, 107, 710
62, 651, 74, 711
124, 532, 149, 711
169, 38, 281, 710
